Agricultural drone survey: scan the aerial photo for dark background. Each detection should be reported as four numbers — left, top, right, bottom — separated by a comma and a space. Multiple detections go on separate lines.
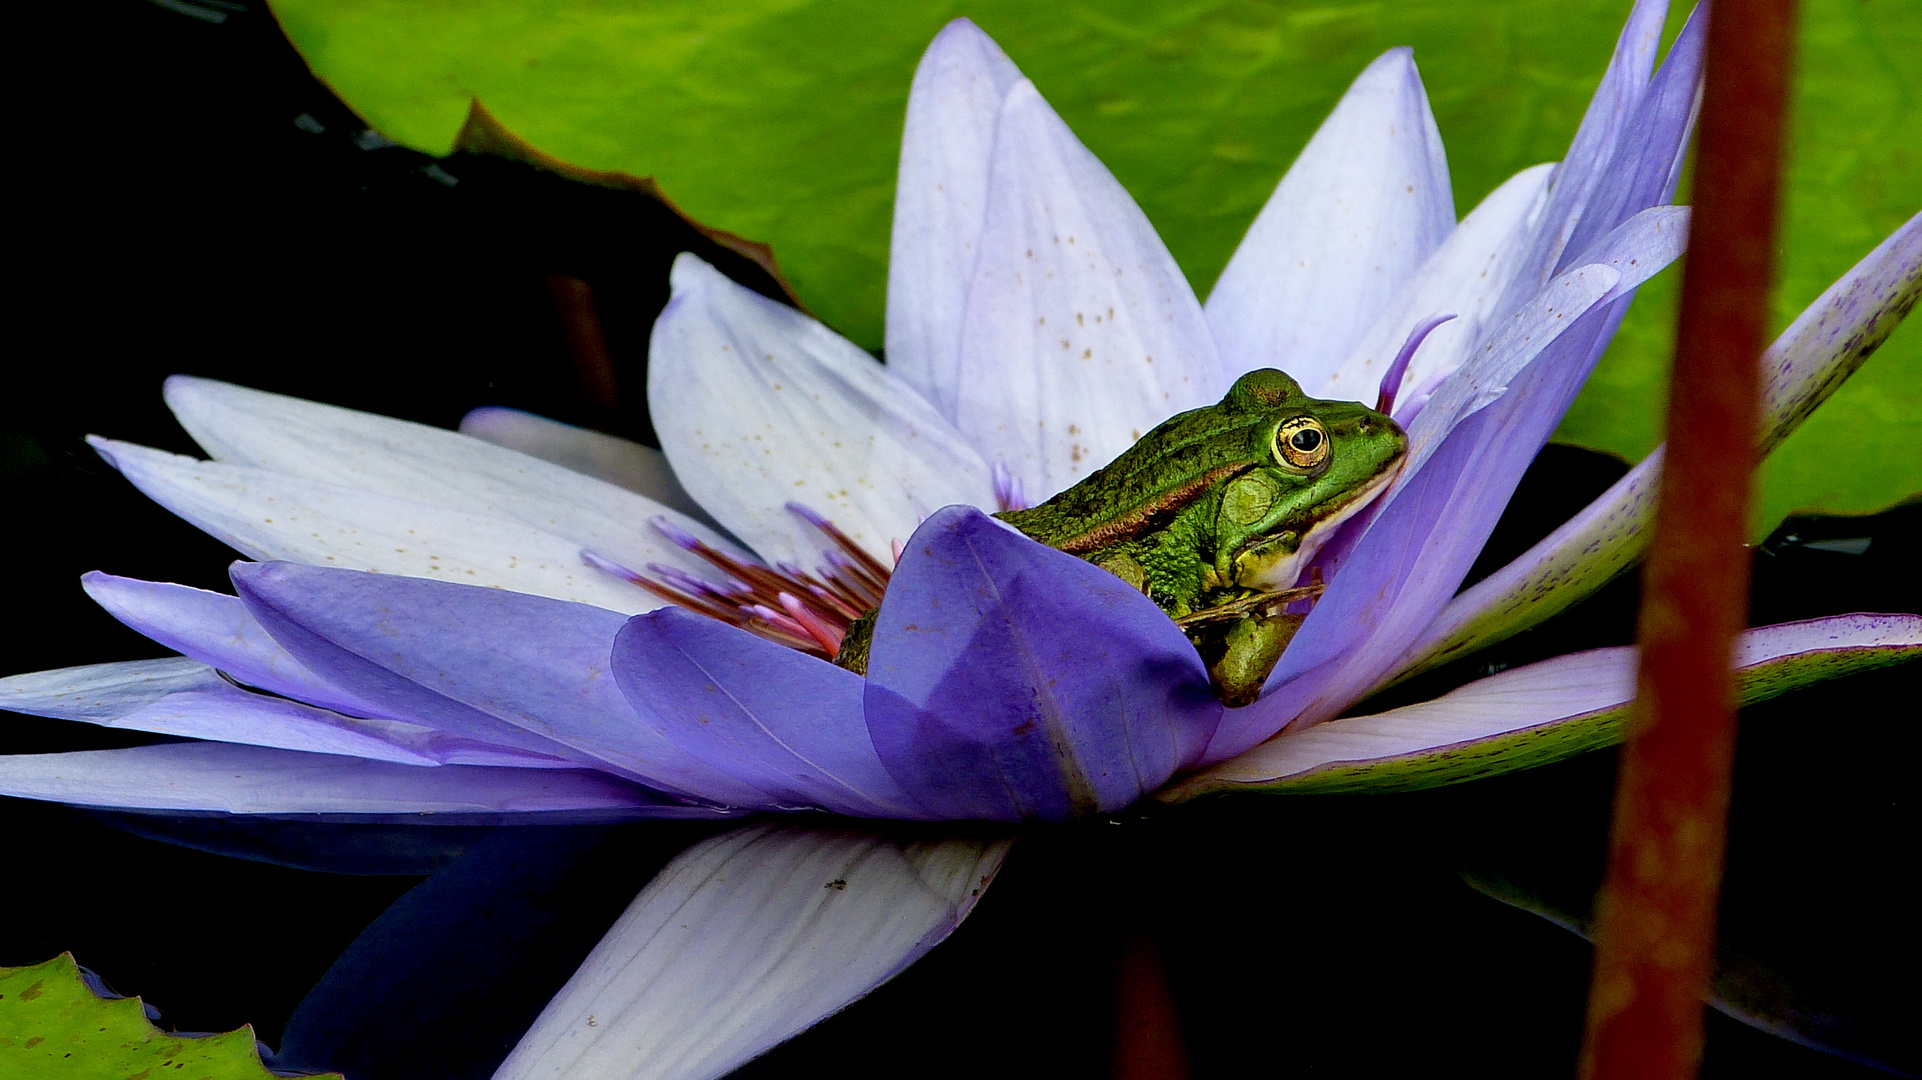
3, 2, 1916, 1077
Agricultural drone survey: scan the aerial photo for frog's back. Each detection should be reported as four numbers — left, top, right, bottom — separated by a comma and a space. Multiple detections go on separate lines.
997, 369, 1305, 553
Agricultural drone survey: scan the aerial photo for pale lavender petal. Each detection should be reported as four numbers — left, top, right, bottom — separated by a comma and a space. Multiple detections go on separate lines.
230, 561, 779, 808
162, 376, 742, 591
863, 506, 1219, 821
1504, 0, 1672, 299
458, 406, 717, 526
1207, 47, 1455, 387
1313, 164, 1554, 405
1558, 5, 1706, 273
886, 18, 1026, 417
495, 824, 1010, 1080
650, 254, 995, 568
1403, 205, 1687, 464
1393, 212, 1922, 681
1400, 263, 1621, 475
80, 572, 382, 717
0, 742, 721, 819
1168, 614, 1920, 799
612, 609, 933, 819
955, 80, 1225, 501
89, 437, 660, 614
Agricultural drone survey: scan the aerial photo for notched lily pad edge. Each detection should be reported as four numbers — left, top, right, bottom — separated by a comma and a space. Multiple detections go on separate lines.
1163, 640, 1921, 800
0, 952, 342, 1080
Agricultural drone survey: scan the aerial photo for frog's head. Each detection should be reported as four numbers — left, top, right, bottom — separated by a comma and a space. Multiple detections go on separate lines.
1213, 369, 1408, 592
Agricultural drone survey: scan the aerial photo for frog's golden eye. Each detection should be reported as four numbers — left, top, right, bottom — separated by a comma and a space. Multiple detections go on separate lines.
1273, 417, 1330, 471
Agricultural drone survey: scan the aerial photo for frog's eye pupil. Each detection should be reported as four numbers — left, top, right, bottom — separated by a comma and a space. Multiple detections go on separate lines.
1290, 429, 1323, 453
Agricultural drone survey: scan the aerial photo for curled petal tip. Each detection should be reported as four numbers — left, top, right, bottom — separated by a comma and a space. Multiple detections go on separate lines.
650, 516, 703, 551
783, 501, 831, 528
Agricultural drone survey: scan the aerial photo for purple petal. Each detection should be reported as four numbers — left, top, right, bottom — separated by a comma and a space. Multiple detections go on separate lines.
1393, 212, 1921, 679
229, 561, 779, 808
1169, 613, 1920, 799
887, 18, 1027, 418
0, 742, 723, 820
81, 572, 383, 717
496, 824, 1010, 1080
1204, 294, 1636, 761
611, 608, 933, 819
863, 506, 1220, 821
1207, 47, 1455, 387
954, 80, 1225, 501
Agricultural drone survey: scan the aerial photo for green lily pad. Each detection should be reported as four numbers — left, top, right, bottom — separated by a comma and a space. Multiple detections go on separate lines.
0, 953, 331, 1080
265, 0, 1919, 528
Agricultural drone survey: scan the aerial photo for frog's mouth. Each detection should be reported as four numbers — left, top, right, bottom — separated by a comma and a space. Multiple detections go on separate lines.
1236, 462, 1404, 592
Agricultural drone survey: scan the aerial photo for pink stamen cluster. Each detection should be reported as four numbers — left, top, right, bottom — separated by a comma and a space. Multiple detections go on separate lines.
587, 504, 894, 659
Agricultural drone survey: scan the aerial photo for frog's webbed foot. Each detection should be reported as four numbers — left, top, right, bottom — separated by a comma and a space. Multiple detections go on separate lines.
1172, 581, 1323, 630
1193, 611, 1304, 707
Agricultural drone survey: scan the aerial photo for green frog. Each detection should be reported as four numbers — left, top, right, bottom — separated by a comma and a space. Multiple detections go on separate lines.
835, 368, 1407, 706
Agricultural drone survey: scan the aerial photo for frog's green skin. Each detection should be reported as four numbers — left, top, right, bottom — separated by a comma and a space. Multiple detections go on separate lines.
994, 368, 1408, 704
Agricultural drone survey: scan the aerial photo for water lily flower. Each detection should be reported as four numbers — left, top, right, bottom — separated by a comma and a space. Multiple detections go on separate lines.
2, 2, 1918, 1077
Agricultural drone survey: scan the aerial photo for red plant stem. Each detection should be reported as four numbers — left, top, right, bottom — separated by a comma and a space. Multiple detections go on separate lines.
1111, 931, 1190, 1080
547, 273, 622, 431
1578, 3, 1795, 1079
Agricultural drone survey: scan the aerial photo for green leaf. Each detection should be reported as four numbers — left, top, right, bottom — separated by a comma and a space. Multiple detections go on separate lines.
0, 953, 333, 1080
265, 0, 1919, 527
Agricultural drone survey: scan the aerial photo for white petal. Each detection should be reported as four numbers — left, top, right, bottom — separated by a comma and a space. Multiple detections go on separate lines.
164, 376, 742, 586
1206, 48, 1455, 388
886, 18, 1026, 418
0, 657, 213, 723
495, 824, 1012, 1080
91, 438, 659, 613
650, 254, 995, 567
1312, 163, 1553, 405
458, 406, 717, 526
955, 80, 1224, 500
0, 742, 667, 816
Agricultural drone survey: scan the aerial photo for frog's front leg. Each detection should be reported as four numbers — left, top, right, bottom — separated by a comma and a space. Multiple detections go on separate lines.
1186, 610, 1304, 707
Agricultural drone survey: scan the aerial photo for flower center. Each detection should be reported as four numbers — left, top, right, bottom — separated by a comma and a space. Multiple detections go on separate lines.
587, 504, 894, 659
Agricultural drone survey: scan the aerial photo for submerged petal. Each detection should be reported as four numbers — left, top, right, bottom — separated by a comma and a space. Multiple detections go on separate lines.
612, 609, 932, 819
863, 506, 1219, 822
164, 376, 739, 588
650, 255, 995, 567
1168, 614, 1920, 800
0, 742, 711, 819
1208, 47, 1455, 387
495, 824, 1010, 1080
955, 80, 1224, 500
887, 18, 1026, 417
229, 562, 779, 807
